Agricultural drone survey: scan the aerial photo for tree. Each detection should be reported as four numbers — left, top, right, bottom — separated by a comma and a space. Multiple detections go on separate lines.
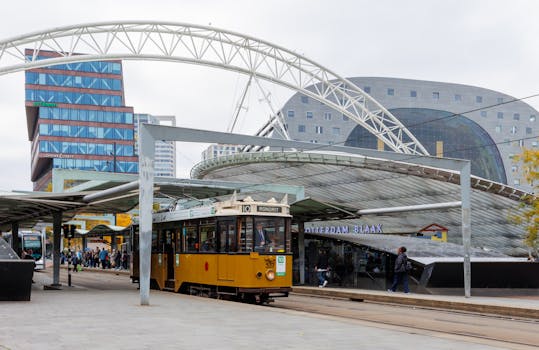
512, 148, 539, 256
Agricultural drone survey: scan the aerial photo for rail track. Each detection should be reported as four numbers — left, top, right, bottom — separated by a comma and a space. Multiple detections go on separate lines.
271, 294, 539, 350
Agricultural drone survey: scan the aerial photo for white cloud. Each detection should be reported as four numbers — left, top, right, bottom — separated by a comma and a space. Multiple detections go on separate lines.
1, 0, 538, 190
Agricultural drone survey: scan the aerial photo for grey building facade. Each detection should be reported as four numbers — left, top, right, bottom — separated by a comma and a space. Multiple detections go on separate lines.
283, 77, 538, 192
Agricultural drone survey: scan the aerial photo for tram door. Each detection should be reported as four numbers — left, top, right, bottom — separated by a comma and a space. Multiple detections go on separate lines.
217, 219, 236, 281
164, 230, 175, 280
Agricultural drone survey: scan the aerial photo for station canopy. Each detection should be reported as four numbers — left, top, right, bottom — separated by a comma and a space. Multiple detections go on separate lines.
191, 151, 531, 256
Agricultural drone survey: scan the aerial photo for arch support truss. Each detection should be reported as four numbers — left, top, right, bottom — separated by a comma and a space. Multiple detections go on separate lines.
0, 21, 428, 155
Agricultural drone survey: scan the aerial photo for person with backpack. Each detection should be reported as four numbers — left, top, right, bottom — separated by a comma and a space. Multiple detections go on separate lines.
388, 246, 411, 293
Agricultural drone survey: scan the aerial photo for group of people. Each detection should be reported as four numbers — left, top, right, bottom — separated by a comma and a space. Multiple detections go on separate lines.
61, 247, 129, 271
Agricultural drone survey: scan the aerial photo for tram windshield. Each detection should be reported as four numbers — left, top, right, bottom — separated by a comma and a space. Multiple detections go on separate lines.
22, 235, 43, 260
253, 217, 286, 253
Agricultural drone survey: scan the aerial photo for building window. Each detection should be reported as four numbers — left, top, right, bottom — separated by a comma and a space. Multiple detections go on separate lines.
343, 114, 349, 121
432, 92, 440, 99
480, 111, 487, 118
513, 113, 520, 120
410, 90, 417, 98
526, 127, 532, 134
533, 141, 539, 148
287, 110, 295, 118
298, 125, 306, 133
511, 165, 518, 173
514, 179, 521, 186
387, 88, 394, 96
476, 96, 483, 103
497, 112, 504, 119
310, 140, 318, 144
510, 126, 517, 134
315, 126, 323, 134
530, 115, 536, 122
497, 97, 504, 104
495, 125, 502, 133
519, 139, 525, 147
454, 94, 462, 101
306, 111, 313, 119
301, 96, 309, 104
363, 86, 371, 93
332, 127, 340, 135
324, 112, 332, 121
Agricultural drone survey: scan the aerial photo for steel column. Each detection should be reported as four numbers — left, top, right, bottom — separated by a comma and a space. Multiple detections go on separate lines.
138, 124, 155, 305
461, 162, 472, 298
52, 211, 62, 286
298, 222, 305, 285
10, 222, 19, 256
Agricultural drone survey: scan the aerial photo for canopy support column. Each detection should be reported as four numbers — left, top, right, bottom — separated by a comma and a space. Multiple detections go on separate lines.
52, 211, 62, 287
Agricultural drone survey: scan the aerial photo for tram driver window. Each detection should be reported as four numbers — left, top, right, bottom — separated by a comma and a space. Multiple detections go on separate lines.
254, 218, 286, 253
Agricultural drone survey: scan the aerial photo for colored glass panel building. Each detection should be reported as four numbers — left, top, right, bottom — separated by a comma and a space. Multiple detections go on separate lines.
24, 50, 138, 191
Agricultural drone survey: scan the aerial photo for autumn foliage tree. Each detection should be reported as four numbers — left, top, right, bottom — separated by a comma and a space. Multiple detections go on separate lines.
512, 148, 539, 255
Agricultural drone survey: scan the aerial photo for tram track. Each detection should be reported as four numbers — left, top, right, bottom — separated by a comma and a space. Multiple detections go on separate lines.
271, 294, 539, 350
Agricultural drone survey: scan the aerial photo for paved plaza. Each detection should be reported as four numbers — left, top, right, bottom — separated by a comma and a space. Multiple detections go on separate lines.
0, 271, 517, 350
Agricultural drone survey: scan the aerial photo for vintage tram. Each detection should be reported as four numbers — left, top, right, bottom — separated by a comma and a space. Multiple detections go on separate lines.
130, 195, 292, 303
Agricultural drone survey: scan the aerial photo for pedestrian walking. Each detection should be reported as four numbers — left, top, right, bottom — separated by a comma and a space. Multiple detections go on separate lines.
388, 246, 411, 293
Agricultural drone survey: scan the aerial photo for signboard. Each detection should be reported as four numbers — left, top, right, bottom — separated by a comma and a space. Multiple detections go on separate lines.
257, 205, 281, 213
305, 224, 383, 234
276, 255, 286, 276
33, 101, 57, 107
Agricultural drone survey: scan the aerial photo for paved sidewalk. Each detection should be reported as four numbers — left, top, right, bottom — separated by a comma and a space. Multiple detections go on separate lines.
0, 273, 510, 350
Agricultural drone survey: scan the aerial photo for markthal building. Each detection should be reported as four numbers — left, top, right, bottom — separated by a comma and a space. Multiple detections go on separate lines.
193, 77, 539, 291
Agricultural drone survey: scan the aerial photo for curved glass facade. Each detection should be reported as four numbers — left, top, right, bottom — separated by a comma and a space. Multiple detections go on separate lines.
345, 108, 507, 183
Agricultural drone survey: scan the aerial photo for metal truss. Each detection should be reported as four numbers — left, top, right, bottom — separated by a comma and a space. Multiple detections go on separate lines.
0, 21, 428, 155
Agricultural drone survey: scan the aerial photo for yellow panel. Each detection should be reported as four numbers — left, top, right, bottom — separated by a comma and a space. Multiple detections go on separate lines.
436, 141, 444, 158
377, 138, 384, 151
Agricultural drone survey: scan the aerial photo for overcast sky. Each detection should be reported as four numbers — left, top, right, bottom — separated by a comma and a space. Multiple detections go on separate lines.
1, 0, 539, 191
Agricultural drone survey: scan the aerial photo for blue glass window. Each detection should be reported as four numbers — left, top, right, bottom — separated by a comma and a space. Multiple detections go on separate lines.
387, 88, 394, 96
301, 96, 309, 104
287, 110, 295, 118
410, 90, 417, 98
306, 112, 313, 119
363, 86, 371, 94
298, 125, 306, 133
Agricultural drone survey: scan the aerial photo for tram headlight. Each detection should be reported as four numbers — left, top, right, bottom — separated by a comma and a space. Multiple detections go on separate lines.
265, 269, 275, 281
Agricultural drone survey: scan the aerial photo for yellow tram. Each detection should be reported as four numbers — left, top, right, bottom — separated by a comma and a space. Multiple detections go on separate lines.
130, 195, 292, 303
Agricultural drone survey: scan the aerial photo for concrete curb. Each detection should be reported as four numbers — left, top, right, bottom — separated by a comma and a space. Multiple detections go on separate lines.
292, 286, 539, 320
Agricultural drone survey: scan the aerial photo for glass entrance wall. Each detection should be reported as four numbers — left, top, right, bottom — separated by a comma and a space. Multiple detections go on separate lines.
296, 235, 393, 291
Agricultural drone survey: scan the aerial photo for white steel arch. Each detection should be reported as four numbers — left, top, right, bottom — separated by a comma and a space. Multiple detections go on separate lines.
0, 21, 428, 155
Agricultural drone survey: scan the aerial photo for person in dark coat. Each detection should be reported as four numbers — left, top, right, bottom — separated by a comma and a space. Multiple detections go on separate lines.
388, 246, 410, 293
315, 249, 330, 287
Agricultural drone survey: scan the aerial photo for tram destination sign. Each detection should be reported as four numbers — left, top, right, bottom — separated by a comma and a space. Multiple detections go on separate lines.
257, 205, 281, 213
305, 224, 383, 235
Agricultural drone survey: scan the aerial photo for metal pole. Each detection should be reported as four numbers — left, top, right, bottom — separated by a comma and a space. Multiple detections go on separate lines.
461, 162, 472, 298
52, 211, 62, 286
139, 124, 155, 305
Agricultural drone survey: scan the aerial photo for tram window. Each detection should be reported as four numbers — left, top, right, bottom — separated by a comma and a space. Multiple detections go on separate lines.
200, 224, 216, 252
254, 217, 286, 253
239, 217, 253, 252
174, 229, 182, 252
184, 225, 198, 252
217, 220, 237, 253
